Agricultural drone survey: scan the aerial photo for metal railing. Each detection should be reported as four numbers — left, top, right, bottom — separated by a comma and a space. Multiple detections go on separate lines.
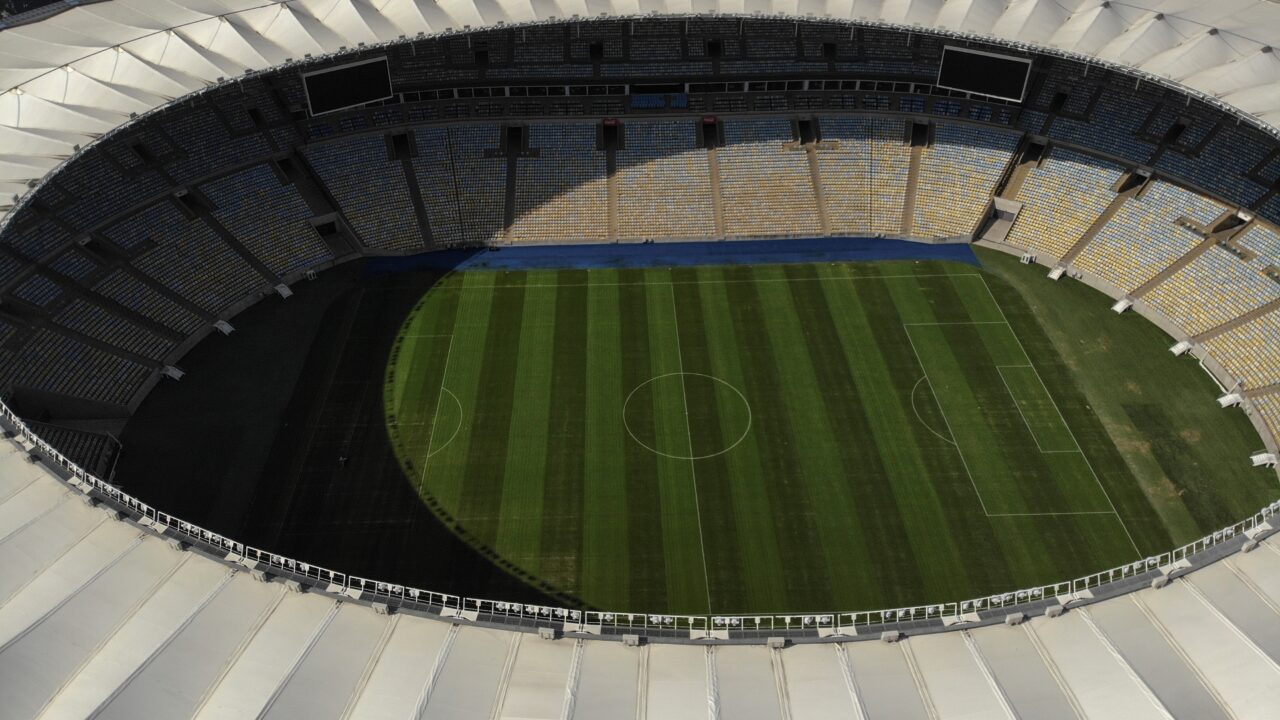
4, 397, 1277, 641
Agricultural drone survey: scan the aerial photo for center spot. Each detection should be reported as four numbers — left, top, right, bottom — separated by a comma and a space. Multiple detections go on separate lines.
623, 372, 752, 460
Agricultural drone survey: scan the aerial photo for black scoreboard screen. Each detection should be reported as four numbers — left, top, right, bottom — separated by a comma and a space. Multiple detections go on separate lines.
302, 57, 393, 116
936, 47, 1032, 103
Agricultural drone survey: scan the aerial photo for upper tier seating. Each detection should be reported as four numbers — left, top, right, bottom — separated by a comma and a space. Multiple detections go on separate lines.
616, 121, 716, 241
718, 118, 821, 238
303, 136, 425, 253
1204, 311, 1280, 390
912, 123, 1019, 239
1155, 126, 1272, 210
202, 165, 333, 276
511, 124, 608, 244
815, 116, 909, 236
1007, 148, 1124, 260
1049, 86, 1159, 164
1074, 181, 1226, 293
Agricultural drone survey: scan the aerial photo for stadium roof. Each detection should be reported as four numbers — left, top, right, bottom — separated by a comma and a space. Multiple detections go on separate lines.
2, 0, 1280, 216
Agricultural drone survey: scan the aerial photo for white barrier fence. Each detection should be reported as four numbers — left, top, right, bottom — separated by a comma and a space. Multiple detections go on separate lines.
3, 399, 1278, 638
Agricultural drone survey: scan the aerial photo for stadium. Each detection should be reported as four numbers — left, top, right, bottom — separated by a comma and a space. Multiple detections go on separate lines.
1, 0, 1280, 717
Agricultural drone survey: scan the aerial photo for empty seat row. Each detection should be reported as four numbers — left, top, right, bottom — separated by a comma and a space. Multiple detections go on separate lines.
1008, 148, 1123, 259
718, 118, 821, 238
1074, 181, 1226, 293
201, 165, 333, 276
511, 124, 608, 244
913, 123, 1020, 238
814, 116, 907, 236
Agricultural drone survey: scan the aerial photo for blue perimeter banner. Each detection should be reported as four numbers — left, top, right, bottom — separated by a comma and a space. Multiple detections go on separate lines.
363, 237, 979, 275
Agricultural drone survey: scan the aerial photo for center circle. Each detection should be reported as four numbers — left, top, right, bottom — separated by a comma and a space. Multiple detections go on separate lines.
622, 372, 752, 460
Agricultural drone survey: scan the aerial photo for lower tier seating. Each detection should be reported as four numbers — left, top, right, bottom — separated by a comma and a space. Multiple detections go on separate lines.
1008, 148, 1123, 260
912, 123, 1019, 238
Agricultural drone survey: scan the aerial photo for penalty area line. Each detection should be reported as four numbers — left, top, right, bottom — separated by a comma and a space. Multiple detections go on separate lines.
976, 275, 1143, 558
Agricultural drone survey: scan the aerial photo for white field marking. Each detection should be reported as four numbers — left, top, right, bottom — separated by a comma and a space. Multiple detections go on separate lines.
996, 365, 1080, 455
669, 283, 715, 616
987, 511, 1118, 518
416, 335, 455, 494
621, 372, 752, 460
426, 388, 463, 457
432, 272, 982, 290
903, 325, 992, 516
902, 321, 1009, 326
977, 275, 1143, 557
909, 376, 957, 447
399, 334, 456, 339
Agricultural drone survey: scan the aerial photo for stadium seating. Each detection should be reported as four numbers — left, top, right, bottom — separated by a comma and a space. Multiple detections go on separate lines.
1155, 126, 1272, 210
1049, 86, 1159, 164
409, 127, 465, 247
201, 165, 333, 276
1253, 393, 1280, 441
813, 117, 874, 235
717, 118, 820, 237
23, 421, 118, 478
814, 116, 910, 237
447, 125, 508, 245
1204, 312, 1280, 389
1007, 148, 1124, 259
118, 202, 265, 315
52, 299, 173, 361
1144, 245, 1280, 335
1073, 181, 1226, 293
510, 124, 608, 244
912, 123, 1019, 238
9, 329, 150, 406
615, 121, 716, 241
303, 136, 425, 252
92, 270, 206, 335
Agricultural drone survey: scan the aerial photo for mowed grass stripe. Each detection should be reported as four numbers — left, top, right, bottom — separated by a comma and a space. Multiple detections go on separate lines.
386, 284, 462, 478
492, 283, 558, 568
779, 264, 927, 604
539, 271, 590, 594
690, 267, 801, 613
424, 272, 498, 515
736, 264, 880, 607
669, 267, 749, 611
455, 275, 528, 548
643, 268, 711, 614
616, 270, 670, 610
808, 264, 975, 602
845, 274, 1018, 597
581, 270, 631, 608
717, 265, 835, 611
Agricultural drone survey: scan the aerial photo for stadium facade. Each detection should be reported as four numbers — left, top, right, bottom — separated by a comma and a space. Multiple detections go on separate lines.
2, 0, 1280, 717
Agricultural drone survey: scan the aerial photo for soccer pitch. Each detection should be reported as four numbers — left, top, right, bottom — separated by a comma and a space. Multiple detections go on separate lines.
384, 251, 1277, 615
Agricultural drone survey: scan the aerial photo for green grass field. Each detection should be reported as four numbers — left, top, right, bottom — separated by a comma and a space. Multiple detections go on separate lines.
384, 248, 1278, 615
